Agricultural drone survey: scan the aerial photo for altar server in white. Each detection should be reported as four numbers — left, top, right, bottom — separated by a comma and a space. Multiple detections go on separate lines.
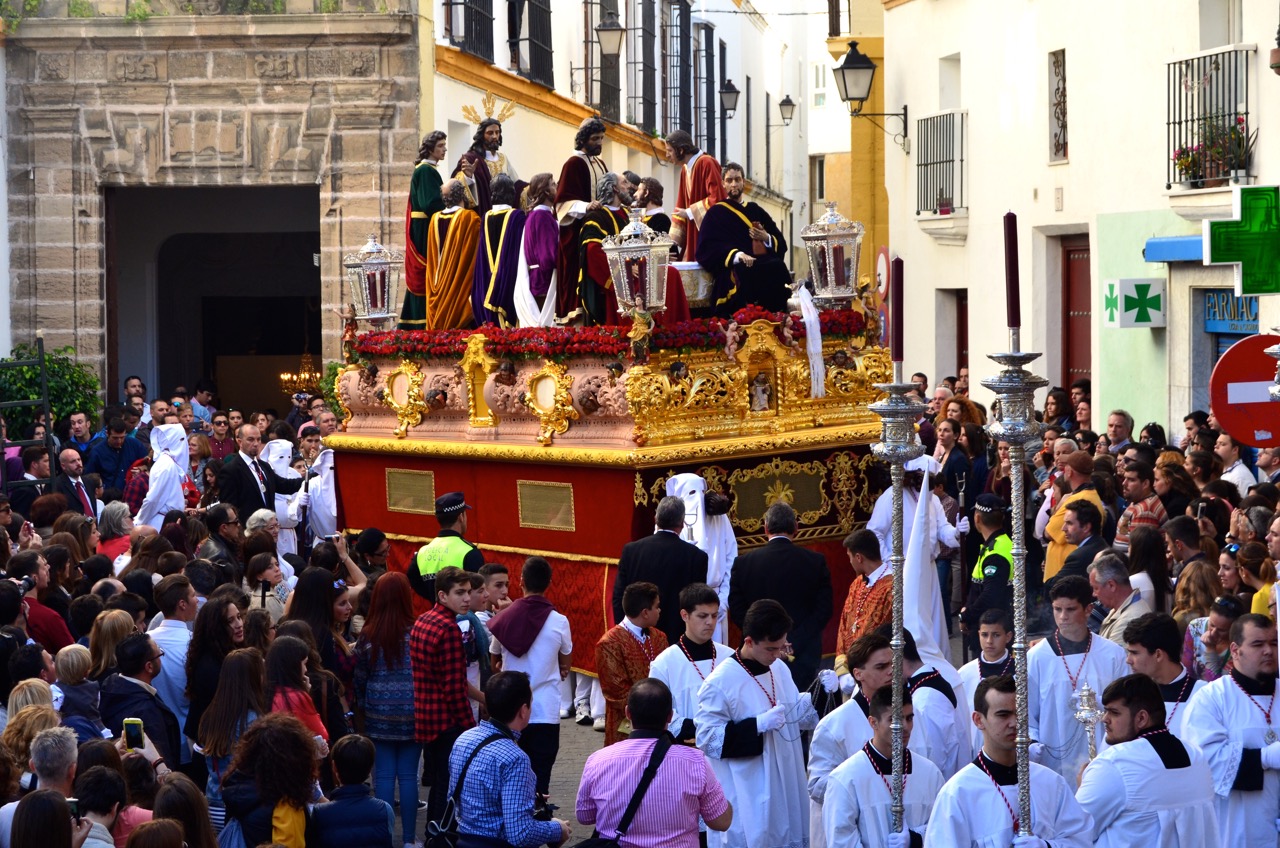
1076, 673, 1219, 846
957, 609, 1015, 757
875, 624, 967, 778
926, 675, 1093, 848
696, 599, 832, 848
1026, 575, 1128, 778
807, 632, 891, 847
1182, 612, 1280, 847
1121, 611, 1205, 739
823, 686, 945, 848
649, 583, 734, 744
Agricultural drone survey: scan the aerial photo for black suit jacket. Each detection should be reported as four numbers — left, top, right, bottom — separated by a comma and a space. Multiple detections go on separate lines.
49, 474, 91, 516
217, 453, 304, 523
611, 531, 709, 643
7, 480, 41, 520
1054, 535, 1110, 588
728, 537, 832, 690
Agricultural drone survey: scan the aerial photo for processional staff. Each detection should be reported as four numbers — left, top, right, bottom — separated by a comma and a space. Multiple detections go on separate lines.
869, 256, 923, 834
980, 212, 1047, 832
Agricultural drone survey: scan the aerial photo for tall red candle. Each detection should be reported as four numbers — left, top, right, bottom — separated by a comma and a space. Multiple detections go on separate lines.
891, 257, 904, 362
1003, 211, 1021, 328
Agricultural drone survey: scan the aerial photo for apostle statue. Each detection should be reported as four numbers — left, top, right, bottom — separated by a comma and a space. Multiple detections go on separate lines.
554, 116, 609, 323
513, 173, 560, 328
400, 130, 448, 329
424, 179, 481, 329
635, 178, 673, 235
471, 174, 526, 328
578, 172, 634, 326
454, 118, 521, 216
695, 162, 792, 315
667, 129, 725, 261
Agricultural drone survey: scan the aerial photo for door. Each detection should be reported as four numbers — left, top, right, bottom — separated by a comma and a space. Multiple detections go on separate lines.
1061, 235, 1091, 389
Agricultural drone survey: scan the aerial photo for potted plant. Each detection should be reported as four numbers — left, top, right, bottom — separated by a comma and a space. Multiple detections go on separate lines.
1226, 115, 1257, 182
1198, 118, 1232, 188
1172, 144, 1203, 189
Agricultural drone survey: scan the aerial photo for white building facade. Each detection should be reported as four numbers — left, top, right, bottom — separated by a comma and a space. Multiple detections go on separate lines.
881, 0, 1279, 432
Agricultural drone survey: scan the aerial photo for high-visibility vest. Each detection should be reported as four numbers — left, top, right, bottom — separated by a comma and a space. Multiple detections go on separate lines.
972, 533, 1013, 583
414, 533, 473, 578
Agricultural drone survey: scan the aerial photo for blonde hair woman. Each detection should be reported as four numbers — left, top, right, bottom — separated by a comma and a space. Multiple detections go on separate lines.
89, 608, 139, 681
6, 679, 52, 717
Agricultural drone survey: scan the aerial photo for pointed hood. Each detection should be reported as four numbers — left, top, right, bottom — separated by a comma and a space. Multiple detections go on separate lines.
150, 424, 188, 463
261, 439, 299, 479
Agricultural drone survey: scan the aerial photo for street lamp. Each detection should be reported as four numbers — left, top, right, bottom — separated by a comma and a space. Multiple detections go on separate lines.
719, 79, 741, 119
778, 95, 796, 126
833, 41, 910, 152
596, 9, 626, 59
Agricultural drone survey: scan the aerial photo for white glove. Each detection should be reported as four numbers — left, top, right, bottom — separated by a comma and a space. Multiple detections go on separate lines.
886, 830, 910, 848
294, 490, 310, 507
1012, 836, 1049, 848
817, 669, 839, 693
956, 516, 970, 534
755, 704, 787, 734
839, 673, 855, 696
1028, 742, 1044, 763
1261, 741, 1280, 770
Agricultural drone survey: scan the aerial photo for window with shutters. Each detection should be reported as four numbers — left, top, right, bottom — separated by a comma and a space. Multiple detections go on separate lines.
583, 0, 620, 121
443, 0, 494, 62
626, 0, 658, 131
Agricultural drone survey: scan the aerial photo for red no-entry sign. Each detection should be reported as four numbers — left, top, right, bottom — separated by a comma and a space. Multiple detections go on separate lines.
1210, 334, 1280, 447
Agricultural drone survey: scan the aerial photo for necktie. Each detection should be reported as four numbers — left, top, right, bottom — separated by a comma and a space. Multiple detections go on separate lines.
74, 481, 93, 515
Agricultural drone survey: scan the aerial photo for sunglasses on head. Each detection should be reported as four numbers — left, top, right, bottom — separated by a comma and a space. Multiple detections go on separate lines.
1224, 543, 1240, 555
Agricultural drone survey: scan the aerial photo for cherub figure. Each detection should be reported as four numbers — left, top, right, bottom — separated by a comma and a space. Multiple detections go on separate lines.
721, 320, 740, 360
333, 302, 359, 364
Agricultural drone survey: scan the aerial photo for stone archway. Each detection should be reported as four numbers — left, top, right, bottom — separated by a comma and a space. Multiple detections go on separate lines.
6, 13, 419, 391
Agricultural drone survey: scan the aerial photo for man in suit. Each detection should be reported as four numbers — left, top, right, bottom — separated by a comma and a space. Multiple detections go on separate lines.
728, 501, 833, 690
8, 446, 50, 519
1053, 499, 1108, 589
216, 424, 304, 525
611, 496, 709, 644
50, 447, 94, 516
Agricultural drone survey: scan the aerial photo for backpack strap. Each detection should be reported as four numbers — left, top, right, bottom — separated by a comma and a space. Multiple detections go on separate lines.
613, 734, 674, 838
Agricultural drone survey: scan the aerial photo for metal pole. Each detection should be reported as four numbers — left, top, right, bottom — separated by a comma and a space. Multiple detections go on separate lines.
869, 360, 924, 833
980, 330, 1046, 832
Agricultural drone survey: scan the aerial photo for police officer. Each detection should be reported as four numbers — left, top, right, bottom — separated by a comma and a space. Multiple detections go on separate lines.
409, 491, 485, 600
959, 493, 1014, 652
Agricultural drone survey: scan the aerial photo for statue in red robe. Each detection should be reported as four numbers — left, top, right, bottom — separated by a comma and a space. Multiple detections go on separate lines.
554, 117, 608, 324
667, 130, 725, 262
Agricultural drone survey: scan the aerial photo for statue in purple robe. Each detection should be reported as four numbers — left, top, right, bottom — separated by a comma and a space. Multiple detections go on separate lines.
514, 173, 562, 327
471, 174, 527, 328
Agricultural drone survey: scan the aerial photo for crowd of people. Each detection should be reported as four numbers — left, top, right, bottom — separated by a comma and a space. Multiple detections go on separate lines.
4, 360, 1280, 847
399, 118, 793, 332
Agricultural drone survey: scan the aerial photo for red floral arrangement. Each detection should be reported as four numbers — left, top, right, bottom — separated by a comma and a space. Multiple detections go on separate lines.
353, 307, 868, 361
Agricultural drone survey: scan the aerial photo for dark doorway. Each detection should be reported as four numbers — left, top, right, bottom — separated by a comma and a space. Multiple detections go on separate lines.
105, 186, 320, 407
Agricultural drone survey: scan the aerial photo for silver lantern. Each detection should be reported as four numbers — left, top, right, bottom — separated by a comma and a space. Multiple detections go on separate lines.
602, 208, 675, 314
343, 234, 403, 326
801, 202, 864, 306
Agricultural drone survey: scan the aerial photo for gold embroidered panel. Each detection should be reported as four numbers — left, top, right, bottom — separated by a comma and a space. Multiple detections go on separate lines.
517, 480, 576, 531
386, 469, 435, 514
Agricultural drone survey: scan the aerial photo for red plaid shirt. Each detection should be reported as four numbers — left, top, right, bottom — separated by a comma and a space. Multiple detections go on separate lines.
410, 605, 475, 744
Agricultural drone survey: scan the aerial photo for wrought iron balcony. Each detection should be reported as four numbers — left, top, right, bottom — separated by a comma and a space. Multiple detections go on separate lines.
916, 110, 967, 215
1166, 45, 1256, 190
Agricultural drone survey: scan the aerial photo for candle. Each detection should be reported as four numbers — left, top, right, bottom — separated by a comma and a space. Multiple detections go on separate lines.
1003, 211, 1021, 328
891, 257, 904, 362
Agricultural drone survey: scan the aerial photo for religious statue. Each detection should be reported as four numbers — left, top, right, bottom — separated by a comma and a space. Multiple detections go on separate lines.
577, 388, 600, 415
828, 349, 850, 369
605, 361, 624, 387
669, 361, 690, 382
720, 320, 740, 360
333, 303, 359, 364
494, 360, 518, 387
750, 371, 773, 412
627, 295, 653, 364
425, 388, 448, 411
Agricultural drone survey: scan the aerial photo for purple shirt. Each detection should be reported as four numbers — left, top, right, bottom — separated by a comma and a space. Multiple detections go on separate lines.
577, 734, 729, 848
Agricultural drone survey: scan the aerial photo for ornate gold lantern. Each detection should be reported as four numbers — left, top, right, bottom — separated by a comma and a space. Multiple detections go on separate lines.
801, 202, 865, 306
343, 234, 403, 326
602, 208, 675, 314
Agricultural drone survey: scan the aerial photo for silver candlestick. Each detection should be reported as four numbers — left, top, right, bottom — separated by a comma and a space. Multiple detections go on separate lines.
869, 362, 925, 834
981, 330, 1046, 832
1073, 681, 1105, 761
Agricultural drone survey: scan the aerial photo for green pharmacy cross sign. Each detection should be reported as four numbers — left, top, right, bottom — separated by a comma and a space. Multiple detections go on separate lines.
1203, 185, 1280, 296
1104, 278, 1166, 328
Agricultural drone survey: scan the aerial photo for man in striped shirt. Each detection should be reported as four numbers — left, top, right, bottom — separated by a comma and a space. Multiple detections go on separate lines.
577, 678, 732, 847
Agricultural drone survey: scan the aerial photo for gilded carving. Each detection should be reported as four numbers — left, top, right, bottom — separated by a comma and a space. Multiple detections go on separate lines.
523, 361, 579, 446
379, 360, 429, 438
458, 335, 497, 427
334, 363, 361, 431
830, 451, 857, 533
726, 457, 831, 533
633, 472, 646, 507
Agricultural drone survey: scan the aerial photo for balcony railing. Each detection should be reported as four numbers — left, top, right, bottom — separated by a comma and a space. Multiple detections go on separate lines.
444, 0, 494, 63
916, 110, 967, 215
1166, 45, 1255, 189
